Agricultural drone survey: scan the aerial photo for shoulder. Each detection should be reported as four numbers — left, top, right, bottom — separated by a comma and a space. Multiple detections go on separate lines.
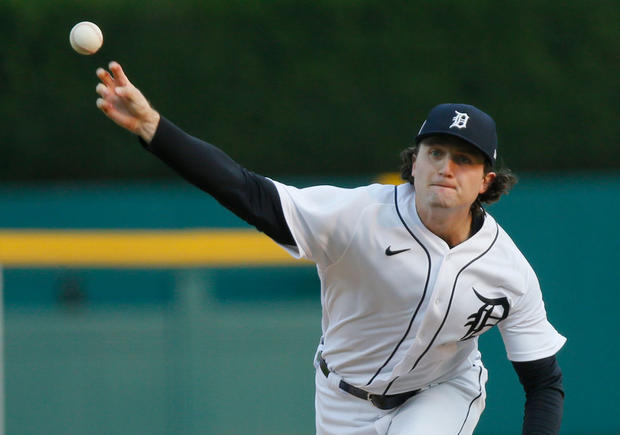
272, 180, 396, 209
485, 213, 532, 268
482, 213, 538, 292
270, 181, 399, 264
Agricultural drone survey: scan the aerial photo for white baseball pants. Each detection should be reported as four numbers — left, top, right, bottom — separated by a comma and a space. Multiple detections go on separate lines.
314, 363, 488, 435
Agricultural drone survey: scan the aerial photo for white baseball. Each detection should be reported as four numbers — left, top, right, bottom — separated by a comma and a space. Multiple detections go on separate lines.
69, 21, 103, 55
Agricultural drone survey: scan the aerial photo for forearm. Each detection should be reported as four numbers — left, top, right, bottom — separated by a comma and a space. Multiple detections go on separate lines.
142, 117, 295, 246
512, 355, 564, 435
522, 386, 564, 434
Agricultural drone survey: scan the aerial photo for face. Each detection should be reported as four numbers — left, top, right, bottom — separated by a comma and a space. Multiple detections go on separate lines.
412, 136, 496, 213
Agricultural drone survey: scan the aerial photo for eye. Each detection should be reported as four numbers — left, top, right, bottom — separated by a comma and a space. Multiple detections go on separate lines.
454, 154, 472, 165
429, 148, 443, 158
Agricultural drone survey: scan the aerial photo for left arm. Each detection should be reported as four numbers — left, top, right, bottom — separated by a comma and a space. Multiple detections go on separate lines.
512, 354, 564, 435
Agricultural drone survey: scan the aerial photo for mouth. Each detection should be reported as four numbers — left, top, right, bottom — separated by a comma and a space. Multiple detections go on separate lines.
430, 183, 456, 190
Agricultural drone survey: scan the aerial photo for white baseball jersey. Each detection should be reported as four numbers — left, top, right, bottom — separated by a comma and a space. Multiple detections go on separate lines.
272, 181, 566, 395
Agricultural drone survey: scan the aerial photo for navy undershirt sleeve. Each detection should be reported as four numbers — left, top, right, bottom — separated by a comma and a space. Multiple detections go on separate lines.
512, 355, 564, 435
141, 117, 295, 246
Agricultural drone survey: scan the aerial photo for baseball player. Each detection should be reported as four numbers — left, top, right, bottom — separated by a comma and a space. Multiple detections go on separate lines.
95, 61, 566, 434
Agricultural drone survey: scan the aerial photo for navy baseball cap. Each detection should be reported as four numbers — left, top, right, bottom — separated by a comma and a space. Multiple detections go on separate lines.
415, 103, 498, 165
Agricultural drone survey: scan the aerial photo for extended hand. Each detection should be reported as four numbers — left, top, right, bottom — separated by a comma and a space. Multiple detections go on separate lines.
96, 61, 160, 143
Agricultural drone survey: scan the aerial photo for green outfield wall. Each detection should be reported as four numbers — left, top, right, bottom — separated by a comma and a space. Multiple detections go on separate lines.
1, 174, 619, 434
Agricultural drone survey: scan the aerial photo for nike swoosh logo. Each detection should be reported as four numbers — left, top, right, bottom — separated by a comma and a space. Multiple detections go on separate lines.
385, 246, 411, 256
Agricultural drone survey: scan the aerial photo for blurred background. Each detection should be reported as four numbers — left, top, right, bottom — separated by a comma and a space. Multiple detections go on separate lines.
1, 0, 618, 433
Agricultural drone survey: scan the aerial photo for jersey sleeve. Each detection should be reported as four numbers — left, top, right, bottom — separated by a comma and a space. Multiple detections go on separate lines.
143, 117, 294, 246
270, 181, 371, 267
498, 266, 566, 362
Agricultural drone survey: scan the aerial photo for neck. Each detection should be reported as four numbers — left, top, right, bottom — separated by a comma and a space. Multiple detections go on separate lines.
415, 201, 473, 248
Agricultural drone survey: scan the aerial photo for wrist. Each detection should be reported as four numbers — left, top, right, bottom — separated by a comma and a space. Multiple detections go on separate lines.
138, 110, 161, 144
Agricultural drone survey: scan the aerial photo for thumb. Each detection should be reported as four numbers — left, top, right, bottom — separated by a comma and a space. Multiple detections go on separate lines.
115, 86, 129, 98
116, 85, 146, 106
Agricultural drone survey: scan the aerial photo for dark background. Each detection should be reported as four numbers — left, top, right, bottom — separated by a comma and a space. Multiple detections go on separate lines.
2, 0, 618, 182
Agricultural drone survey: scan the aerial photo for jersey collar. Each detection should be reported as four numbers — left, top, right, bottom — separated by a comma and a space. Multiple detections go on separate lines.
395, 183, 497, 255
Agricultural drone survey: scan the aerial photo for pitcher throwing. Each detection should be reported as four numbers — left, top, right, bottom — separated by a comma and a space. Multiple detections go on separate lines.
95, 61, 565, 434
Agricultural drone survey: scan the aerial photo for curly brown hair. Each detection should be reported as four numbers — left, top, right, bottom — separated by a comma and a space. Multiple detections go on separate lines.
399, 144, 518, 215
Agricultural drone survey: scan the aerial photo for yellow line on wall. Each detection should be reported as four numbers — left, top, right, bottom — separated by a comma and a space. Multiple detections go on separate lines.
0, 229, 308, 268
376, 172, 403, 185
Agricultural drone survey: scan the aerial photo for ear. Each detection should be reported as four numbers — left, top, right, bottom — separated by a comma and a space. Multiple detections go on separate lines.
411, 158, 417, 178
479, 172, 496, 194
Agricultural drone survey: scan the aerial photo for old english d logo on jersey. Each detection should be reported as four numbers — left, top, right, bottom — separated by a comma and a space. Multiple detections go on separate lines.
449, 111, 469, 129
460, 288, 509, 341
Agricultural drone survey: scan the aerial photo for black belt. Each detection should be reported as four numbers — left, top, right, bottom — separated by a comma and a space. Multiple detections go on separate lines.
317, 353, 421, 410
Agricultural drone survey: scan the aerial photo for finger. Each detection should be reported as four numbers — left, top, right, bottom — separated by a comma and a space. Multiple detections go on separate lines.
97, 98, 138, 131
95, 83, 108, 98
109, 61, 130, 87
96, 97, 113, 114
96, 67, 116, 88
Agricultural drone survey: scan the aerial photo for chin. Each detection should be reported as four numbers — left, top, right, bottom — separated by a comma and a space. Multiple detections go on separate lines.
430, 190, 456, 203
427, 196, 455, 209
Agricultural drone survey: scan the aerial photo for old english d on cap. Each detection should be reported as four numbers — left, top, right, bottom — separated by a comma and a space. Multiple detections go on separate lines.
415, 103, 498, 165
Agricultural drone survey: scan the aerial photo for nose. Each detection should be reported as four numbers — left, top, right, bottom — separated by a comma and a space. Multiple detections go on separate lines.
437, 155, 455, 176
